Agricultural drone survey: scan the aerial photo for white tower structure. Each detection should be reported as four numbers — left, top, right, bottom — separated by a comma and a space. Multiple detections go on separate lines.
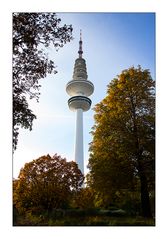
66, 31, 94, 174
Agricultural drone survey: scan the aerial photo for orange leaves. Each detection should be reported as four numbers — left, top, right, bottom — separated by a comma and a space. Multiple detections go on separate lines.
13, 154, 84, 212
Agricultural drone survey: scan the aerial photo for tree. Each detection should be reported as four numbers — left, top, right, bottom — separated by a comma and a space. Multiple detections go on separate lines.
13, 154, 84, 213
88, 66, 155, 217
71, 187, 96, 209
13, 13, 73, 150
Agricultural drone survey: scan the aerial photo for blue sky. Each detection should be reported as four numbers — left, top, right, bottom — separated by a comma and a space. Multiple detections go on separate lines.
13, 13, 155, 178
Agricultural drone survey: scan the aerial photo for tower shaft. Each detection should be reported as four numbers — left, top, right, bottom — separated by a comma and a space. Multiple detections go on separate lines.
75, 108, 84, 174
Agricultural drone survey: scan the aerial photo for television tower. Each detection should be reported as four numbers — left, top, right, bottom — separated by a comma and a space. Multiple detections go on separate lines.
66, 31, 94, 174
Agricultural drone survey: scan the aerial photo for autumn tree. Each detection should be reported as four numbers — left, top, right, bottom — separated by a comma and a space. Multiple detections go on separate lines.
71, 187, 96, 209
13, 13, 73, 150
13, 154, 84, 213
88, 66, 155, 217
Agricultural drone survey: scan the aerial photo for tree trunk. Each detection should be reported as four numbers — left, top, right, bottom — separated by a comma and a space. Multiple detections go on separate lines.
138, 160, 152, 218
129, 96, 152, 218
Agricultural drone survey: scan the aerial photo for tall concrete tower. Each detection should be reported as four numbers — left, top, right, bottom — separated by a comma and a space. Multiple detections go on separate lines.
66, 31, 94, 174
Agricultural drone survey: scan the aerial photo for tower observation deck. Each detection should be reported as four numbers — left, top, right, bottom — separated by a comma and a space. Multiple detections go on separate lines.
66, 31, 94, 174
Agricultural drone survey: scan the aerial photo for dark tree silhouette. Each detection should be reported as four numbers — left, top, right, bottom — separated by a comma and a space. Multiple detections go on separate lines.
13, 13, 73, 150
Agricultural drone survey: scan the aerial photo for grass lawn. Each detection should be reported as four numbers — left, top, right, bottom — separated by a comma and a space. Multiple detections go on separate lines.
14, 209, 155, 226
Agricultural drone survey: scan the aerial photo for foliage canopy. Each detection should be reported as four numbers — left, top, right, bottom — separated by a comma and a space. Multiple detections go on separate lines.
13, 13, 73, 150
13, 154, 84, 212
88, 66, 155, 217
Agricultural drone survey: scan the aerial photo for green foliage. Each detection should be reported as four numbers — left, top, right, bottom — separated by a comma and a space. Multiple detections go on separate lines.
88, 66, 155, 217
13, 154, 84, 214
71, 187, 96, 209
13, 13, 73, 150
